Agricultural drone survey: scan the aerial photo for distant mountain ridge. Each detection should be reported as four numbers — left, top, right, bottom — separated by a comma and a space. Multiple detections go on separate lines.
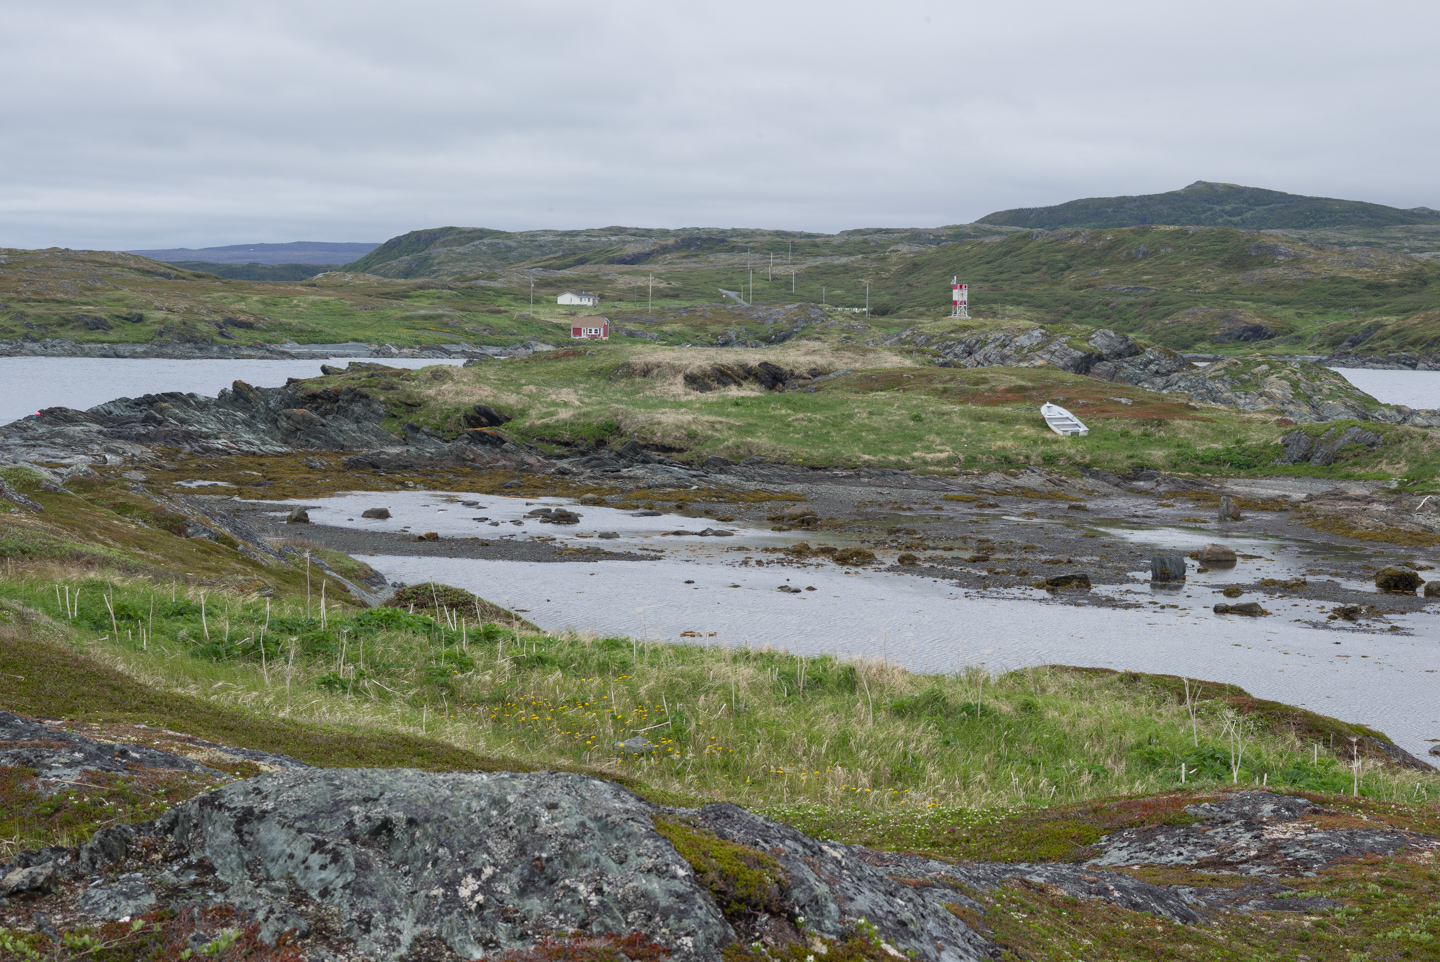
127, 241, 381, 266
977, 181, 1440, 231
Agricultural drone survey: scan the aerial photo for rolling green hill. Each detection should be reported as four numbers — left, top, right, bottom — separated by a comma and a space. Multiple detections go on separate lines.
978, 181, 1440, 231
344, 224, 1011, 280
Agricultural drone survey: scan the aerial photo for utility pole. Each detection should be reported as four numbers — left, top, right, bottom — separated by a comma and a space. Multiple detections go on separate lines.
529, 276, 534, 316
788, 241, 791, 263
822, 286, 826, 306
749, 267, 753, 304
769, 252, 773, 282
792, 270, 795, 293
865, 281, 870, 318
648, 273, 652, 313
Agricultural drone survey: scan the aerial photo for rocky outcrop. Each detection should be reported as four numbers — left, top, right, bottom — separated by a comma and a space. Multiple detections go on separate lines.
682, 361, 804, 393
0, 377, 552, 474
1276, 426, 1385, 465
7, 733, 1437, 962
906, 326, 1439, 425
0, 709, 308, 782
13, 767, 996, 962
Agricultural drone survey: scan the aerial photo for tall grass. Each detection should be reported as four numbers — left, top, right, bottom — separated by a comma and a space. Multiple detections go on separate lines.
0, 571, 1433, 815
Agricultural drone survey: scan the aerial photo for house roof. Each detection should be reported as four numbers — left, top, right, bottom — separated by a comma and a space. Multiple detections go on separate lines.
560, 291, 598, 297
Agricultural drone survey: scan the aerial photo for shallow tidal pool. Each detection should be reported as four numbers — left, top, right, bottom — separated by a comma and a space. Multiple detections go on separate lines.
261, 489, 1440, 761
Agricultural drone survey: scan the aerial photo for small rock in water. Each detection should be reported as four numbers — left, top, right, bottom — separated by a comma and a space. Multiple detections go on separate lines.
1375, 565, 1422, 594
361, 507, 391, 519
896, 553, 919, 565
1218, 496, 1242, 522
1195, 543, 1237, 565
1221, 586, 1244, 598
1430, 744, 1440, 757
833, 547, 878, 566
1329, 604, 1363, 621
461, 500, 479, 507
615, 736, 656, 754
546, 509, 581, 525
1214, 602, 1268, 616
633, 509, 663, 517
286, 507, 310, 524
778, 585, 803, 593
597, 531, 620, 539
413, 532, 440, 542
1044, 573, 1091, 590
1151, 556, 1187, 582
1426, 582, 1440, 598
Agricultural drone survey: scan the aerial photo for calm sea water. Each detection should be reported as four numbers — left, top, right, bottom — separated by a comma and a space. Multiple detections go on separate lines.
0, 356, 465, 427
1330, 368, 1440, 410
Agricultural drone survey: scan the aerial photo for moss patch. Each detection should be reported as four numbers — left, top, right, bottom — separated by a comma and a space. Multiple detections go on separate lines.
653, 817, 787, 918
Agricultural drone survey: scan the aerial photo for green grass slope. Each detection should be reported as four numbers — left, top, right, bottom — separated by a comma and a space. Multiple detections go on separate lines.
978, 181, 1440, 230
343, 224, 1010, 280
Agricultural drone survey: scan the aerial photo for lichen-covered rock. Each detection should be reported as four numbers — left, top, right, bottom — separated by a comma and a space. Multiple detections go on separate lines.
156, 769, 737, 962
55, 769, 999, 962
1090, 792, 1438, 876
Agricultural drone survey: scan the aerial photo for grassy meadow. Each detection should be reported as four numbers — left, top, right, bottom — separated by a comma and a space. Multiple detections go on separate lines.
2, 568, 1433, 856
296, 345, 1440, 489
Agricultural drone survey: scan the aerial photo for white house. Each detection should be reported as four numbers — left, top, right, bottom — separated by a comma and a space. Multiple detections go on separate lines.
557, 291, 600, 307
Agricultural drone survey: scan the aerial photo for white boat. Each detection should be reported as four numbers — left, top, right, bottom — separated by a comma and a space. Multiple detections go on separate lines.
1041, 402, 1089, 437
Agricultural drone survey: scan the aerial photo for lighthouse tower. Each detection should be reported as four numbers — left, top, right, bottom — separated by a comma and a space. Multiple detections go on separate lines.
951, 277, 969, 318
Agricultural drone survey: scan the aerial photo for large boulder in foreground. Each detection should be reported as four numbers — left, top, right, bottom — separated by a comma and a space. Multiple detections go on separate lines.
109, 769, 992, 962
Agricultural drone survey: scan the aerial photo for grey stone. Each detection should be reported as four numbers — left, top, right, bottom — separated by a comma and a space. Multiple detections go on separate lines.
616, 736, 657, 753
1044, 573, 1091, 590
1425, 581, 1440, 598
1376, 565, 1423, 594
79, 876, 156, 919
1151, 556, 1187, 581
597, 531, 620, 539
463, 404, 510, 429
361, 507, 391, 519
285, 506, 309, 524
158, 770, 735, 961
1195, 543, 1237, 564
1218, 496, 1242, 521
1214, 602, 1268, 616
1, 863, 55, 896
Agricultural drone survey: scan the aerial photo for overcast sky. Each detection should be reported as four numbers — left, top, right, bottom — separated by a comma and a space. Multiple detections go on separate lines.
3, 1, 1437, 250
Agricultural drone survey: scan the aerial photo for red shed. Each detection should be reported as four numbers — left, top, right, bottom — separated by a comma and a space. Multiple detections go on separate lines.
570, 316, 609, 340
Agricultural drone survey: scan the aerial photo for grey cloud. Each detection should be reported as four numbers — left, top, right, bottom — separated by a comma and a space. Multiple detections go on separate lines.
1, 0, 1437, 248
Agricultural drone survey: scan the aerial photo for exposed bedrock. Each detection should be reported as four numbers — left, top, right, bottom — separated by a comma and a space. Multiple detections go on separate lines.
5, 719, 1439, 962
905, 327, 1439, 425
0, 377, 550, 472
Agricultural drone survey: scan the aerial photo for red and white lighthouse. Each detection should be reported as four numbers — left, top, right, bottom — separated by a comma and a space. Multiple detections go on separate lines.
951, 277, 969, 318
